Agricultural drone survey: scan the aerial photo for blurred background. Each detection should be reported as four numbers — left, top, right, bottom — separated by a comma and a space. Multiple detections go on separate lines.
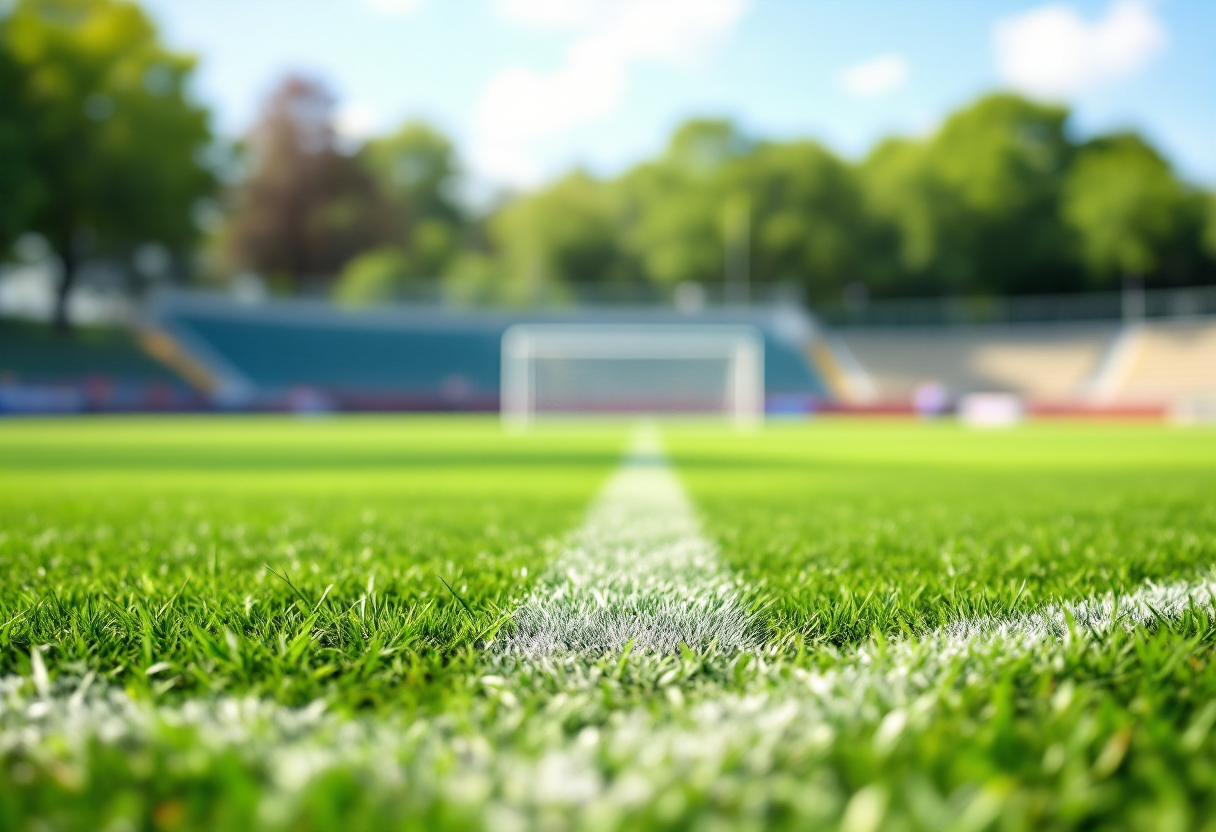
1, 0, 1214, 419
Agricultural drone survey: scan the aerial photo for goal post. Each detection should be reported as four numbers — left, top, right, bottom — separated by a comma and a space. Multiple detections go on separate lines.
501, 324, 764, 428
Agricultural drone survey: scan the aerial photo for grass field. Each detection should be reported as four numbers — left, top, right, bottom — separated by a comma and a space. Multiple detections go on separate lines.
3, 416, 1216, 831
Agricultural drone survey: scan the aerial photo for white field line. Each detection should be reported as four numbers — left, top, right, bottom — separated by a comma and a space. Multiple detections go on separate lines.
2, 577, 1214, 823
494, 426, 756, 657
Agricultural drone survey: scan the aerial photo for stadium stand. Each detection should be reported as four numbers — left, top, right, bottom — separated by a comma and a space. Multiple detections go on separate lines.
0, 320, 179, 384
832, 323, 1119, 403
147, 293, 829, 412
1106, 319, 1216, 404
12, 285, 1214, 416
826, 315, 1216, 414
0, 319, 197, 412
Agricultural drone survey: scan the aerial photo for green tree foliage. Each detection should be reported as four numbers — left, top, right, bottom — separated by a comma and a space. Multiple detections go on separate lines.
1205, 193, 1216, 260
360, 121, 464, 280
8, 28, 1209, 314
362, 97, 1216, 306
857, 137, 942, 295
619, 129, 872, 300
2, 0, 216, 328
226, 75, 395, 291
725, 140, 871, 300
459, 98, 1216, 305
1062, 134, 1191, 287
362, 121, 462, 228
0, 46, 39, 252
483, 119, 921, 304
333, 246, 411, 306
861, 94, 1076, 296
491, 171, 634, 294
617, 120, 752, 287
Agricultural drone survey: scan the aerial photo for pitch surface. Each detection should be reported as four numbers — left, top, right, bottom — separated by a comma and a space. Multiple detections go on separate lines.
2, 417, 1216, 830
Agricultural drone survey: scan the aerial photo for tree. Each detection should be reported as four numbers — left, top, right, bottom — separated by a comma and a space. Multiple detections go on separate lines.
1062, 134, 1187, 288
616, 120, 753, 287
226, 75, 395, 291
490, 171, 634, 294
333, 247, 410, 306
611, 121, 870, 301
483, 120, 871, 303
360, 121, 465, 281
929, 94, 1076, 295
664, 118, 754, 174
0, 46, 40, 253
1205, 193, 1216, 262
722, 140, 870, 302
859, 137, 959, 296
471, 94, 1214, 304
362, 120, 463, 228
3, 0, 216, 329
860, 94, 1078, 297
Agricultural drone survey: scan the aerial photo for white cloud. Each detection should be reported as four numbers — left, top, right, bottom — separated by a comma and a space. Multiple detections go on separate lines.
494, 0, 605, 30
334, 102, 380, 145
364, 0, 422, 16
839, 53, 909, 98
994, 0, 1166, 100
472, 0, 749, 186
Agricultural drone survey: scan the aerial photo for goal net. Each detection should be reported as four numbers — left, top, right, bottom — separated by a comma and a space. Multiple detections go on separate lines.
501, 324, 764, 428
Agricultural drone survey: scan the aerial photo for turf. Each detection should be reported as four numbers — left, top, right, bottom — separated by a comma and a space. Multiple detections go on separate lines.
2, 416, 1216, 831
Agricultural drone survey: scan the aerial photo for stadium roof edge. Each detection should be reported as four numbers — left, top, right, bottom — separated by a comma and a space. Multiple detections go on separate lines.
145, 289, 820, 337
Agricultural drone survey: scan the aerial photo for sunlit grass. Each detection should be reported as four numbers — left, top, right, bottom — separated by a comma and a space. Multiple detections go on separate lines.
2, 416, 1216, 830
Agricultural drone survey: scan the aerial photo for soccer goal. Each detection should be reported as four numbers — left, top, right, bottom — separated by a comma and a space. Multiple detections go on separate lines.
501, 324, 764, 428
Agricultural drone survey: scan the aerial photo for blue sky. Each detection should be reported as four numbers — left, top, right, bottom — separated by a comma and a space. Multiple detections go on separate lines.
141, 0, 1216, 190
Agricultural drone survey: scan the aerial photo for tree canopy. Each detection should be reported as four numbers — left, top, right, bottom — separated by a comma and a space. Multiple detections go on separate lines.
2, 12, 1214, 314
474, 94, 1214, 304
357, 122, 466, 282
2, 0, 216, 327
225, 75, 395, 291
1063, 135, 1190, 286
0, 45, 40, 251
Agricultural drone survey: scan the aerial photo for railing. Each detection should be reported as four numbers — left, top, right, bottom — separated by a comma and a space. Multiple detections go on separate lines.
231, 276, 805, 312
383, 281, 802, 310
817, 285, 1216, 327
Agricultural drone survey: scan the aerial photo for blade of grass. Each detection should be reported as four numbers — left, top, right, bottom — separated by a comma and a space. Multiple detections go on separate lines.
437, 574, 474, 619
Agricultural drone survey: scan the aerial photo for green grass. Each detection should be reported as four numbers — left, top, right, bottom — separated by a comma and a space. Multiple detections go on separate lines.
672, 423, 1216, 646
0, 417, 623, 711
2, 416, 1216, 831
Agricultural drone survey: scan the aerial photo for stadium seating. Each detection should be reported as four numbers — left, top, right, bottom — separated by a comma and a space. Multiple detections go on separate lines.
1107, 319, 1216, 403
167, 309, 504, 408
830, 317, 1216, 408
0, 320, 184, 386
20, 290, 1214, 414
150, 295, 829, 410
0, 319, 196, 412
833, 323, 1118, 402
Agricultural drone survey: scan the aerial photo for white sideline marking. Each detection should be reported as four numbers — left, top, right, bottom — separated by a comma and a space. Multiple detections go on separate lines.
942, 577, 1216, 646
3, 577, 1214, 821
812, 577, 1216, 713
495, 426, 756, 657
